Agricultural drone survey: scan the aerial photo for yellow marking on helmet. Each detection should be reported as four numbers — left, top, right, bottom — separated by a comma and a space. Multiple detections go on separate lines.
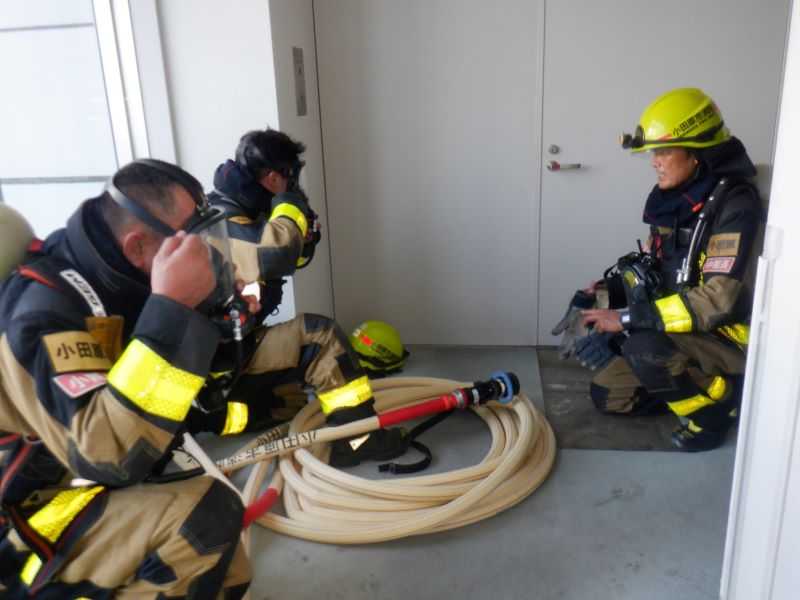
270, 203, 308, 237
655, 294, 693, 333
222, 402, 249, 435
108, 339, 203, 422
318, 376, 373, 415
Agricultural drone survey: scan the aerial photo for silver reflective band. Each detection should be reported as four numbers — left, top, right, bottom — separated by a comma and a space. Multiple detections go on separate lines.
59, 270, 107, 317
619, 310, 632, 329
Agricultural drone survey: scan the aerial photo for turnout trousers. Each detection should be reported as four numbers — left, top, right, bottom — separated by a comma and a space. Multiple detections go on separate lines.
219, 312, 369, 431
590, 330, 745, 432
0, 476, 250, 599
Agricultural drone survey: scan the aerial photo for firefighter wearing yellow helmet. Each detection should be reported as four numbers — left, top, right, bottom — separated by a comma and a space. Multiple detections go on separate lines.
576, 87, 763, 451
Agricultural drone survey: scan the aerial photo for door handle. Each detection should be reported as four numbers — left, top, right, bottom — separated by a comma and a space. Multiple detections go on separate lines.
546, 160, 581, 171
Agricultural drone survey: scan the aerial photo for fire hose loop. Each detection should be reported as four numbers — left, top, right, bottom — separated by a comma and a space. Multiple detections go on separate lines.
234, 376, 557, 545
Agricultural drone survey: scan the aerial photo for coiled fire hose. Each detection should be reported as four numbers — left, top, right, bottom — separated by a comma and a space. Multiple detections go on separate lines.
195, 373, 557, 547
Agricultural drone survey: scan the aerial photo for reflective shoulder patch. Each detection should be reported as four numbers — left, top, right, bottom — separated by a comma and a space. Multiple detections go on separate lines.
53, 372, 107, 398
703, 256, 736, 274
42, 331, 112, 373
59, 270, 107, 317
229, 215, 254, 225
706, 233, 741, 257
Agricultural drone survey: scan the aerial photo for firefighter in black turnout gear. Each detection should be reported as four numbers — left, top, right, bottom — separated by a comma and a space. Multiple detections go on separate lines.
0, 160, 251, 597
208, 128, 320, 320
580, 88, 763, 452
209, 128, 407, 465
0, 159, 403, 597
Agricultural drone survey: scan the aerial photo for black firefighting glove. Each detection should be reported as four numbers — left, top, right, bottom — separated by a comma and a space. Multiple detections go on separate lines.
552, 289, 596, 360
259, 278, 285, 318
326, 399, 409, 468
575, 331, 616, 371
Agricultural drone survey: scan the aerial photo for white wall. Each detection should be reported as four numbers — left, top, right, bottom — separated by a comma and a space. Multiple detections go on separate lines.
155, 0, 297, 322
268, 0, 334, 317
156, 0, 279, 189
721, 2, 800, 597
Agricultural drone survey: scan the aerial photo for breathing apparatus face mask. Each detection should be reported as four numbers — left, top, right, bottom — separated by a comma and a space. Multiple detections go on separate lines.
106, 165, 237, 316
284, 160, 305, 194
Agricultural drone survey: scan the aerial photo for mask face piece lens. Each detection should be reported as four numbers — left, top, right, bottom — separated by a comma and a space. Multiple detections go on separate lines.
196, 210, 237, 312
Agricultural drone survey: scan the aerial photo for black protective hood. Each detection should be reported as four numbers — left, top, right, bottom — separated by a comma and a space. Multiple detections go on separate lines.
58, 199, 151, 334
212, 159, 274, 220
694, 136, 757, 179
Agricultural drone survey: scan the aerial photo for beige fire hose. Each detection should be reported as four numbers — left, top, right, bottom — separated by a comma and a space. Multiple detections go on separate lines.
220, 376, 557, 546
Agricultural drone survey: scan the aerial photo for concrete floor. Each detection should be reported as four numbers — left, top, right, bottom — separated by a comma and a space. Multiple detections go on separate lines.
230, 346, 735, 600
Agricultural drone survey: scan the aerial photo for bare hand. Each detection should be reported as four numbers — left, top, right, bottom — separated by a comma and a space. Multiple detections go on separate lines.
235, 279, 262, 315
151, 232, 216, 309
582, 309, 623, 334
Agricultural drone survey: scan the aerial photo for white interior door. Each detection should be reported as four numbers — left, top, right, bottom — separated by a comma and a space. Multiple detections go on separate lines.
538, 0, 790, 344
315, 0, 543, 345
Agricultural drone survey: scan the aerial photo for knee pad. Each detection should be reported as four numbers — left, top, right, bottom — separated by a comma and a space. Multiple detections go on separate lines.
180, 480, 244, 556
590, 382, 612, 413
303, 313, 333, 333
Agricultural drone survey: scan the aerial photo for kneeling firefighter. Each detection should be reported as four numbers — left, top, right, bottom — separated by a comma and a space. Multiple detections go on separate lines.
565, 88, 763, 452
206, 128, 407, 465
208, 128, 320, 320
0, 160, 252, 597
0, 159, 406, 597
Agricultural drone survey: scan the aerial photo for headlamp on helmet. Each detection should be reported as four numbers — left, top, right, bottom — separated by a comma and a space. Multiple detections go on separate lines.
620, 88, 730, 153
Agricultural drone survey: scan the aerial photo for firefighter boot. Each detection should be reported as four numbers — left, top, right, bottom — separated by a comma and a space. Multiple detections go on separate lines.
326, 400, 408, 468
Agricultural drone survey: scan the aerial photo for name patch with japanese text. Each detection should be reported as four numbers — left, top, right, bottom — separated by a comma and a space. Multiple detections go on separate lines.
43, 331, 112, 374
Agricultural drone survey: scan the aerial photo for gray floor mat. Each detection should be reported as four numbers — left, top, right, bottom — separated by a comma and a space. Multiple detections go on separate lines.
538, 347, 678, 451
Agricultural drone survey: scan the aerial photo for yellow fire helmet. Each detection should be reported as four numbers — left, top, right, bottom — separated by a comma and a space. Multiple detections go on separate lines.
350, 320, 409, 377
620, 88, 730, 153
0, 204, 34, 280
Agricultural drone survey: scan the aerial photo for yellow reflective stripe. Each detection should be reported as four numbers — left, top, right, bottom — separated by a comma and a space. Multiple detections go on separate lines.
296, 255, 311, 268
270, 203, 309, 237
668, 393, 715, 416
222, 402, 249, 435
108, 339, 203, 422
318, 376, 373, 415
28, 486, 105, 543
706, 376, 727, 401
654, 294, 693, 333
688, 420, 703, 433
718, 323, 749, 347
20, 553, 42, 585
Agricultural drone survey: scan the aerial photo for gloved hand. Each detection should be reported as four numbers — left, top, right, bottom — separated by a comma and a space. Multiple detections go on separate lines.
260, 278, 285, 317
326, 399, 409, 468
575, 331, 615, 371
552, 289, 596, 359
